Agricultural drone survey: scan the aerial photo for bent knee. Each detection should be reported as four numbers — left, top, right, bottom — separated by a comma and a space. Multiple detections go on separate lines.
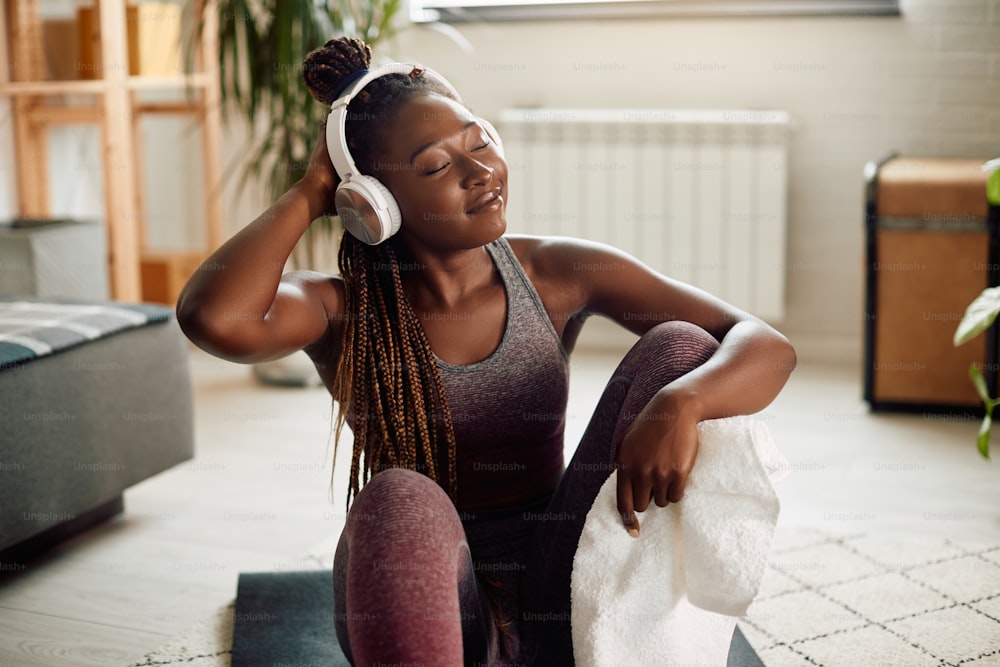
643, 320, 718, 357
645, 320, 717, 346
627, 321, 719, 383
347, 467, 460, 531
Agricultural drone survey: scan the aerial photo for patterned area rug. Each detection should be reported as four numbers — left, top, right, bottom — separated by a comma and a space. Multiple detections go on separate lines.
127, 529, 1000, 666
741, 529, 1000, 666
126, 602, 234, 667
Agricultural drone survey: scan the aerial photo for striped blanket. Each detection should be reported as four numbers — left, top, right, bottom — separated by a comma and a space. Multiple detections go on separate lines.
0, 299, 172, 370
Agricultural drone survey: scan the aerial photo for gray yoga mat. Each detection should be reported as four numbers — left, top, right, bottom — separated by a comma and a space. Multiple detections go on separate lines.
231, 569, 764, 666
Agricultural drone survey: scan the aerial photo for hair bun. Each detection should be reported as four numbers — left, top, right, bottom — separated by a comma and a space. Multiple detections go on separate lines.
303, 37, 373, 106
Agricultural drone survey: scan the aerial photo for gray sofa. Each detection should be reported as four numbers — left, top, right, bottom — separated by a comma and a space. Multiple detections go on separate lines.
0, 298, 195, 559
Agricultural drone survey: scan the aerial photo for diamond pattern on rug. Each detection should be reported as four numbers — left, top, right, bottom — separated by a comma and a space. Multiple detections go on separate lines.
796, 624, 942, 667
769, 540, 883, 588
906, 556, 1000, 603
749, 588, 864, 642
757, 566, 802, 598
754, 642, 810, 666
974, 595, 1000, 619
848, 533, 968, 569
980, 548, 1000, 569
823, 572, 952, 623
740, 530, 1000, 666
884, 605, 1000, 664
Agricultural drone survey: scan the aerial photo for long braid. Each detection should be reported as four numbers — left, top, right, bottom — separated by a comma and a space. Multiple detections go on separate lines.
306, 36, 463, 509
388, 249, 458, 490
330, 234, 459, 509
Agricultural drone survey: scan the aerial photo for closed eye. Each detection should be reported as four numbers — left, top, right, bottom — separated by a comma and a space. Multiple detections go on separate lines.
423, 136, 490, 175
426, 162, 450, 175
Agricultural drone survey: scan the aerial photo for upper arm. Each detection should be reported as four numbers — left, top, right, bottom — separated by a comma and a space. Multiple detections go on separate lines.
526, 235, 755, 342
179, 270, 345, 365
516, 235, 796, 423
259, 270, 346, 361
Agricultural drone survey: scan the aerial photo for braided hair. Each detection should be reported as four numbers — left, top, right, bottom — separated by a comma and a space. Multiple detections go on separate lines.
302, 37, 460, 509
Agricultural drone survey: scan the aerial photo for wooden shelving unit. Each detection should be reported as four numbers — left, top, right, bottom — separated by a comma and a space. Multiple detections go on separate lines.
0, 0, 223, 303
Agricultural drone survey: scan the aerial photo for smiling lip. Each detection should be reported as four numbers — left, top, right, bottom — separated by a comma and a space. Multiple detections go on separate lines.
467, 188, 503, 214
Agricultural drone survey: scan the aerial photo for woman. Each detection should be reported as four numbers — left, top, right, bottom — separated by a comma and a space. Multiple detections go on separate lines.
177, 36, 795, 666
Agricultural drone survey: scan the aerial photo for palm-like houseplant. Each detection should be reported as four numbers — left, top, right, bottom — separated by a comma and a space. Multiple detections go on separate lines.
198, 0, 400, 267
191, 0, 401, 384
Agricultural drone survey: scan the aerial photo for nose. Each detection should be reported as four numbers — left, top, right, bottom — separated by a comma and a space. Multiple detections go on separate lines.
460, 156, 494, 189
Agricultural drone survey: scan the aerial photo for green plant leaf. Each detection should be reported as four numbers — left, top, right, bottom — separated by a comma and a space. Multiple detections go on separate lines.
971, 364, 997, 459
978, 411, 992, 459
954, 286, 1000, 346
988, 162, 1000, 207
970, 364, 993, 405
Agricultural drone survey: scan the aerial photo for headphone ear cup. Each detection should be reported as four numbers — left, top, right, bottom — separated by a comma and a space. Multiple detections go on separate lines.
479, 117, 504, 158
335, 175, 402, 245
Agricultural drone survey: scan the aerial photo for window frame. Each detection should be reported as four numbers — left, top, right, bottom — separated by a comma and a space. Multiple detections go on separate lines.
409, 0, 901, 24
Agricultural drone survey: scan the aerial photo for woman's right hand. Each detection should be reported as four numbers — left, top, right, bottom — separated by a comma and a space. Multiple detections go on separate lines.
299, 121, 340, 217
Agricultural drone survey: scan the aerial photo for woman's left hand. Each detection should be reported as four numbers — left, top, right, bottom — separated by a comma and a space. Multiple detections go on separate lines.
614, 389, 701, 538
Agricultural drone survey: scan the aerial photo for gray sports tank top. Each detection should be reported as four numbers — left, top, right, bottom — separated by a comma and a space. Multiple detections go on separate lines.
437, 237, 570, 511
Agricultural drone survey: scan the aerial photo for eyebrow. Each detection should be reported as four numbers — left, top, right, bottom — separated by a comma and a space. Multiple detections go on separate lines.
409, 120, 479, 165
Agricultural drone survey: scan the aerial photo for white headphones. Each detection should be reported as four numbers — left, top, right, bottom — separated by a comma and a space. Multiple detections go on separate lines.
325, 63, 503, 245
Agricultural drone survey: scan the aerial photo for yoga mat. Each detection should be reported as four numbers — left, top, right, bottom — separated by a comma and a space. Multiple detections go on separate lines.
231, 569, 764, 666
232, 570, 350, 667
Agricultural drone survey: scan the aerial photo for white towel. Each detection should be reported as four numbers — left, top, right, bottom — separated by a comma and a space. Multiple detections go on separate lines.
570, 416, 789, 666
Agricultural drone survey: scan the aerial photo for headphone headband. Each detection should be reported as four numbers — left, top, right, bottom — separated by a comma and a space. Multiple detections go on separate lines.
330, 68, 369, 100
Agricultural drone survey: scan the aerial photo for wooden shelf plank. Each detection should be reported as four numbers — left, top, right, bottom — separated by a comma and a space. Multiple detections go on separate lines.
127, 73, 209, 90
27, 104, 102, 125
136, 101, 203, 115
0, 80, 107, 96
15, 101, 204, 124
0, 74, 210, 97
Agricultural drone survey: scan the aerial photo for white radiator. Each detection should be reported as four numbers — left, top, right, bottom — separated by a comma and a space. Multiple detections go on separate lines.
497, 109, 790, 322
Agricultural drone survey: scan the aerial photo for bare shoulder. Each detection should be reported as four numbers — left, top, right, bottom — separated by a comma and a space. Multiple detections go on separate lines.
502, 234, 639, 339
273, 270, 347, 376
504, 233, 629, 277
281, 268, 346, 310
504, 233, 645, 294
503, 233, 752, 340
276, 269, 347, 349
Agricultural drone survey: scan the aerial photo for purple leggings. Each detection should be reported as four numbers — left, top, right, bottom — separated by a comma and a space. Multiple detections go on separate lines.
332, 321, 719, 665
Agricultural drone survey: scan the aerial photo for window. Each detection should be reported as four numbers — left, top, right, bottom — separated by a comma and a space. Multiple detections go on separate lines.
409, 0, 900, 23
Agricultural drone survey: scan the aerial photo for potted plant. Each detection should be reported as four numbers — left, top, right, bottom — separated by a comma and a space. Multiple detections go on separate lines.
192, 0, 401, 385
953, 157, 1000, 458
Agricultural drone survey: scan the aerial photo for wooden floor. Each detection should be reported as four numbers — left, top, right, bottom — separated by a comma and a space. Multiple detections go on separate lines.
1, 338, 998, 666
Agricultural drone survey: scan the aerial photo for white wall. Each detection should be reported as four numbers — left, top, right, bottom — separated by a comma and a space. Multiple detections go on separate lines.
378, 0, 1000, 363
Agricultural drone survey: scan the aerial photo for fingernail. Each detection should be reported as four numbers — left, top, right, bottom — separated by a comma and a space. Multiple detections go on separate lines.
628, 527, 640, 539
